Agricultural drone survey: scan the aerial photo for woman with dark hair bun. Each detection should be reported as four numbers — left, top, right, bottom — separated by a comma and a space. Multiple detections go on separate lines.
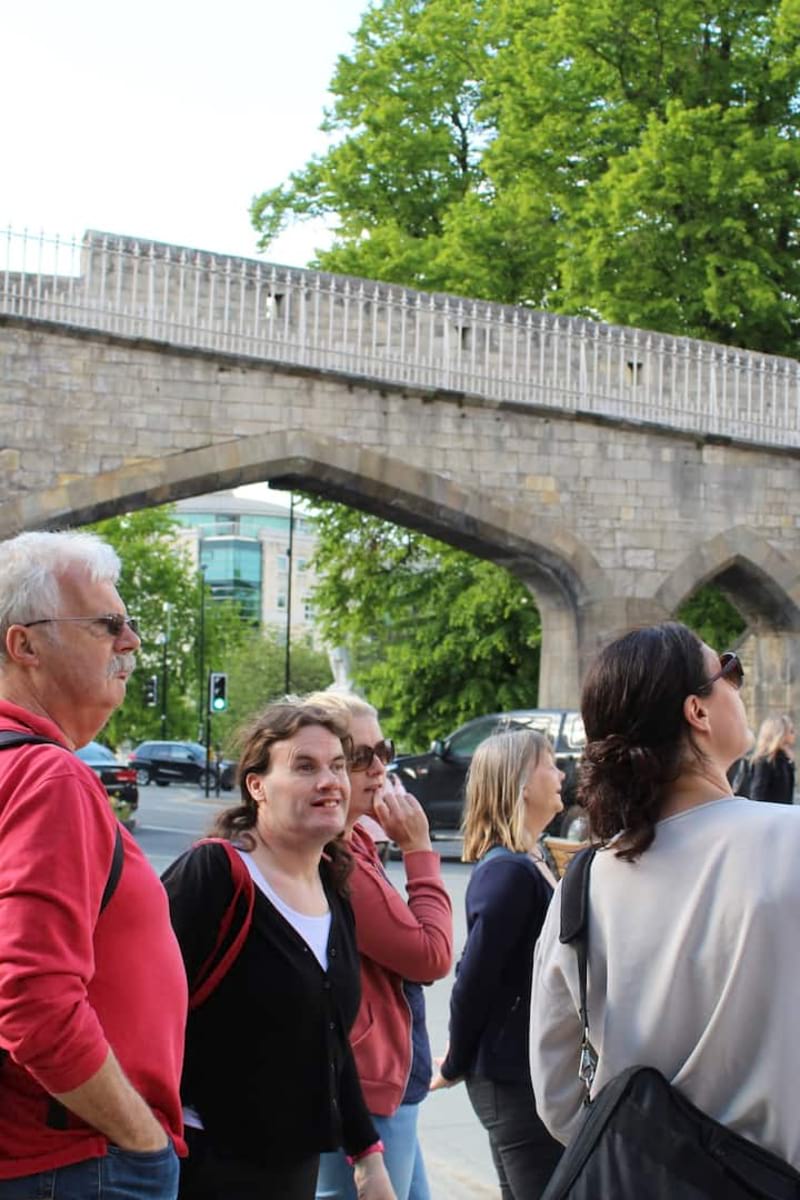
530, 622, 800, 1171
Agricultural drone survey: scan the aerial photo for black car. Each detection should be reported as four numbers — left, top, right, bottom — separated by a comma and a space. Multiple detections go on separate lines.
75, 741, 139, 829
390, 709, 586, 837
129, 740, 219, 788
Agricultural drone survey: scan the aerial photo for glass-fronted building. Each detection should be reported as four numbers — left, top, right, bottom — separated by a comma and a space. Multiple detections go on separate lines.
173, 490, 320, 640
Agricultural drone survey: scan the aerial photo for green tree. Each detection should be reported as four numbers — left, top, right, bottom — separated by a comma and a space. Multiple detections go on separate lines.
307, 502, 541, 751
82, 507, 249, 749
252, 0, 799, 654
211, 628, 334, 751
253, 0, 800, 349
677, 584, 747, 650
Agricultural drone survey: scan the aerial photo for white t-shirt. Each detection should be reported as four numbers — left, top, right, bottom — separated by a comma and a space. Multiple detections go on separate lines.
531, 796, 800, 1167
236, 849, 331, 970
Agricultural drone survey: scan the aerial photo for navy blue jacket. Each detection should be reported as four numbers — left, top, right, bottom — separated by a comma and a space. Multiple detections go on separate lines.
441, 847, 553, 1085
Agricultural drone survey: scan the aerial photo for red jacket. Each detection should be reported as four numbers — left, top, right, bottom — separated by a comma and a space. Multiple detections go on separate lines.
348, 826, 452, 1116
0, 702, 187, 1178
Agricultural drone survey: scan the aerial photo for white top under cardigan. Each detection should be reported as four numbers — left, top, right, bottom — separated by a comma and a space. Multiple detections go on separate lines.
530, 796, 800, 1168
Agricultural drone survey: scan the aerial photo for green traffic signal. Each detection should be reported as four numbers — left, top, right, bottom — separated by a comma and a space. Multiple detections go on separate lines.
209, 672, 228, 714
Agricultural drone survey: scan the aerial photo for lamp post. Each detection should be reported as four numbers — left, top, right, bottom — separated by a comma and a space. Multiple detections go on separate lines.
159, 602, 171, 739
284, 492, 295, 694
197, 562, 207, 741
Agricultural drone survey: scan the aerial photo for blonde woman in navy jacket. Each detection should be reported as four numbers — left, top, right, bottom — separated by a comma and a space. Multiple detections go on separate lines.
431, 730, 564, 1200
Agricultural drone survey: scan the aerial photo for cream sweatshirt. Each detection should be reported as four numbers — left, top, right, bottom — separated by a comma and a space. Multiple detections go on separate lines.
530, 796, 800, 1167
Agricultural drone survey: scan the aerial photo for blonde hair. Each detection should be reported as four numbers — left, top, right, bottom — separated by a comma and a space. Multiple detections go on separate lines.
303, 688, 377, 734
753, 714, 794, 762
461, 730, 551, 862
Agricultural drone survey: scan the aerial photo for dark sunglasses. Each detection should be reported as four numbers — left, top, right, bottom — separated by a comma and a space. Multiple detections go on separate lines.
348, 738, 395, 772
23, 614, 140, 638
704, 651, 744, 691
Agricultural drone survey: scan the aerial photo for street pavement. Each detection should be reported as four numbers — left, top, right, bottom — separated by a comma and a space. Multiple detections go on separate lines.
136, 783, 501, 1197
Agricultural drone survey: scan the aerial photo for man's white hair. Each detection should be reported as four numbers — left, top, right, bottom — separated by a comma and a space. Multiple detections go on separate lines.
0, 530, 121, 664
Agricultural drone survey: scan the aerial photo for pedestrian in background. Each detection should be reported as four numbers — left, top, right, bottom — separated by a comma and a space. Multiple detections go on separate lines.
309, 690, 453, 1200
750, 714, 795, 804
0, 530, 186, 1199
163, 701, 394, 1200
430, 730, 564, 1200
530, 623, 800, 1170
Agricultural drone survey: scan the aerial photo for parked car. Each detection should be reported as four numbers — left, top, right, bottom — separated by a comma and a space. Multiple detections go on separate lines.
75, 741, 139, 829
390, 709, 587, 838
128, 740, 226, 788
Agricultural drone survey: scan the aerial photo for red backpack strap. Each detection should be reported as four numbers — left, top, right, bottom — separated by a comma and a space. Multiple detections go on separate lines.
189, 838, 255, 1010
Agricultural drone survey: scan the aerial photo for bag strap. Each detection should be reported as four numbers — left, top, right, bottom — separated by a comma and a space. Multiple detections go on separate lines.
0, 731, 124, 912
0, 730, 124, 1130
188, 838, 255, 1010
559, 845, 599, 1103
0, 732, 61, 750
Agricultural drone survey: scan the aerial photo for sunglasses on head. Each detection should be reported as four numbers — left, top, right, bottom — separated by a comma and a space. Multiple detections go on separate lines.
23, 614, 140, 638
348, 738, 395, 772
705, 651, 744, 691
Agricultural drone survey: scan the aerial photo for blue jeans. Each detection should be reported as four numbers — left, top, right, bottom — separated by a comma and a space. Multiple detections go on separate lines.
0, 1142, 179, 1200
316, 1104, 430, 1200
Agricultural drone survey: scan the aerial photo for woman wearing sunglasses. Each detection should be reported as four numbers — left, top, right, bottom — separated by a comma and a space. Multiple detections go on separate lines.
530, 623, 800, 1171
307, 691, 453, 1200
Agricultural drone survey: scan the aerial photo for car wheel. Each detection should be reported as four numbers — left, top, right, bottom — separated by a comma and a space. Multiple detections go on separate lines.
198, 769, 215, 789
560, 804, 589, 842
134, 768, 151, 787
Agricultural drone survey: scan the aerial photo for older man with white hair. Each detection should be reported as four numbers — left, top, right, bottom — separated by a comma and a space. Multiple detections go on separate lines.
0, 530, 187, 1199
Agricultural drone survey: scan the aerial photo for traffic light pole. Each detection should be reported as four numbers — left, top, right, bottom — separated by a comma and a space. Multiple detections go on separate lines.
204, 669, 211, 798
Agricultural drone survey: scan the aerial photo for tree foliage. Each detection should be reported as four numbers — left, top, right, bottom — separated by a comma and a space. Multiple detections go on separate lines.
677, 584, 747, 651
83, 507, 249, 750
307, 502, 541, 751
250, 0, 795, 660
252, 0, 800, 353
211, 629, 334, 752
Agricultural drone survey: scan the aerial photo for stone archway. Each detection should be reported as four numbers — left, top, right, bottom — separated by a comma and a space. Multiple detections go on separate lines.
656, 529, 800, 727
0, 429, 610, 710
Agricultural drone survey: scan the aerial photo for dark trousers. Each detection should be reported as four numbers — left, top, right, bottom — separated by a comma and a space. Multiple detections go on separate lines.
180, 1127, 320, 1200
466, 1076, 562, 1200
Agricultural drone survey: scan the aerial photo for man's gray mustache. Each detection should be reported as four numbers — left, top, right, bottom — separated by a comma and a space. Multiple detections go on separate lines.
109, 654, 136, 678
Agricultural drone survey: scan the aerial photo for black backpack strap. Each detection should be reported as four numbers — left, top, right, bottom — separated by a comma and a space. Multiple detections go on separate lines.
100, 826, 124, 913
0, 732, 61, 750
0, 730, 124, 1128
560, 846, 598, 1102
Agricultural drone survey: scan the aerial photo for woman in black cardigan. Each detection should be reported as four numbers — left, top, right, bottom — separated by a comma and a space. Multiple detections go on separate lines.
750, 713, 796, 805
162, 701, 395, 1200
430, 729, 564, 1199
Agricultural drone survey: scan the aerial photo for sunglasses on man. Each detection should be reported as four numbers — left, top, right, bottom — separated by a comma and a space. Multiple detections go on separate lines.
22, 614, 140, 638
348, 739, 395, 772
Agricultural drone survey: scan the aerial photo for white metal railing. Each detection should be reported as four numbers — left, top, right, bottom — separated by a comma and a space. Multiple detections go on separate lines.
2, 227, 800, 449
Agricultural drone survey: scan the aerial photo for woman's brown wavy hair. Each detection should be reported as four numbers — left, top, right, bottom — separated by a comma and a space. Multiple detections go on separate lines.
210, 699, 353, 894
579, 622, 713, 861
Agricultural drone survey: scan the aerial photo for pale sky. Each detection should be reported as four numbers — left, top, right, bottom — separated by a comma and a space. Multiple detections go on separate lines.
4, 0, 367, 268
5, 0, 369, 509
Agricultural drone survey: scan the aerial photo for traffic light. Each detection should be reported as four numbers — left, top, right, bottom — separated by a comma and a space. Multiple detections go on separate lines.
144, 675, 158, 707
209, 672, 228, 713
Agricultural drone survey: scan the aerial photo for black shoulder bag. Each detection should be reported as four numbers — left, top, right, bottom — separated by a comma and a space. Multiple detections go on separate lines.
541, 846, 800, 1200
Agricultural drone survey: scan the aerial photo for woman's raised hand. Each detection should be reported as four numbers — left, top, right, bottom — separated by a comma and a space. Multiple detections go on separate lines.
373, 772, 432, 854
